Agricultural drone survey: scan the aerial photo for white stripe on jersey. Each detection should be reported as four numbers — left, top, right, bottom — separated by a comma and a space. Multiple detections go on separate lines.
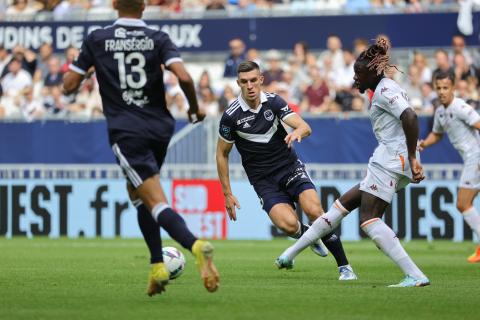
218, 133, 234, 144
165, 57, 183, 67
281, 112, 296, 121
112, 143, 143, 187
69, 64, 86, 75
236, 118, 279, 143
226, 101, 241, 115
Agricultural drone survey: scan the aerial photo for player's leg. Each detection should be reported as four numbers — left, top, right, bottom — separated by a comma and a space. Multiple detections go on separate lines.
137, 175, 219, 293
457, 187, 480, 262
276, 184, 360, 263
358, 168, 429, 287
298, 189, 357, 280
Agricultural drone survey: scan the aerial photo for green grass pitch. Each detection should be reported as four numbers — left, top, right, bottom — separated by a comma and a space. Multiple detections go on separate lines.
0, 239, 479, 320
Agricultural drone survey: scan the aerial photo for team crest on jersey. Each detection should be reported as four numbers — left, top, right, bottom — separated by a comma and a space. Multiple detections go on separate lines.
221, 124, 231, 136
264, 110, 274, 121
114, 28, 127, 38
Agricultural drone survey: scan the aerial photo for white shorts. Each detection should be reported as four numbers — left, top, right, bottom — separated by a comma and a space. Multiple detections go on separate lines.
459, 158, 480, 189
359, 162, 411, 203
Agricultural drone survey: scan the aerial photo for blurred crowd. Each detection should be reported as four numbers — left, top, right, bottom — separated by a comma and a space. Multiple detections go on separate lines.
164, 33, 480, 119
1, 31, 478, 122
0, 0, 458, 20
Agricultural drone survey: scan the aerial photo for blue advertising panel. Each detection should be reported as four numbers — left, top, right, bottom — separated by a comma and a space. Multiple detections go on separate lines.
0, 12, 478, 52
1, 178, 478, 241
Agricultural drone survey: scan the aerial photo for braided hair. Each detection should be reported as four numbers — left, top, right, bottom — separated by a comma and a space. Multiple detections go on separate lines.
357, 37, 392, 76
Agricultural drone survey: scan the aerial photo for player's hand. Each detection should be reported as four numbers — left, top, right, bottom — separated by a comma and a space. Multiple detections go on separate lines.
409, 157, 425, 184
417, 140, 425, 152
224, 193, 241, 221
188, 109, 206, 124
284, 130, 302, 148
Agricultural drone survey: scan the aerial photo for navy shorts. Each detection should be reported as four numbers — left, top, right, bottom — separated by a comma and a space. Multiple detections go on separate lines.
252, 160, 315, 214
111, 137, 168, 188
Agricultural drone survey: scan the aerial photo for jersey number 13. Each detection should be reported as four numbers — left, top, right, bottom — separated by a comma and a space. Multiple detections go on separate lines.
113, 52, 147, 89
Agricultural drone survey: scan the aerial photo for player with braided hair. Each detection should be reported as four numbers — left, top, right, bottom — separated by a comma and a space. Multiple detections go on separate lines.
275, 38, 430, 287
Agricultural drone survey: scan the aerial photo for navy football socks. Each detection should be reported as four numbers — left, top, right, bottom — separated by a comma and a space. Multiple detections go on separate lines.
136, 204, 163, 264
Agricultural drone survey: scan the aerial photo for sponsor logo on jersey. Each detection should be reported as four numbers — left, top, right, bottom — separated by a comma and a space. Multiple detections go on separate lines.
380, 87, 388, 95
264, 110, 274, 121
114, 28, 127, 38
237, 115, 255, 125
401, 91, 409, 101
389, 95, 399, 105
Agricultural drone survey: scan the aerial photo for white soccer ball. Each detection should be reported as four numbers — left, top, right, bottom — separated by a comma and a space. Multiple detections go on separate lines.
162, 246, 186, 279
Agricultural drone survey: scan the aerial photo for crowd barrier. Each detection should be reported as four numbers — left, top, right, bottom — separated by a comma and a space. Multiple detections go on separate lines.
0, 117, 462, 164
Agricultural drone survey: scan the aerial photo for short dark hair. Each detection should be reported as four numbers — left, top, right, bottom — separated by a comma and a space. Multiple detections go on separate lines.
115, 0, 144, 13
237, 61, 260, 75
434, 70, 455, 85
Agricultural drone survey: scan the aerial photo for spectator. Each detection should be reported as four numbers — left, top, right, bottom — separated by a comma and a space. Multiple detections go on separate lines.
218, 84, 236, 113
44, 57, 63, 87
353, 38, 369, 57
450, 34, 473, 67
246, 48, 262, 70
1, 45, 37, 78
0, 46, 12, 77
53, 0, 91, 20
432, 49, 453, 83
274, 81, 300, 114
6, 0, 39, 19
300, 67, 331, 114
60, 46, 79, 74
400, 64, 422, 103
223, 38, 246, 78
262, 49, 284, 88
412, 52, 432, 85
1, 57, 32, 98
206, 0, 226, 10
319, 34, 344, 75
420, 82, 436, 115
199, 86, 219, 116
168, 92, 188, 118
34, 42, 54, 82
16, 86, 45, 122
197, 70, 212, 93
453, 53, 476, 82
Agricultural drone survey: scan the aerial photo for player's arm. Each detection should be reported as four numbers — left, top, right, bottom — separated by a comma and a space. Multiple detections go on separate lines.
216, 138, 241, 221
168, 62, 205, 123
419, 132, 443, 151
400, 108, 424, 183
63, 71, 85, 95
282, 113, 312, 148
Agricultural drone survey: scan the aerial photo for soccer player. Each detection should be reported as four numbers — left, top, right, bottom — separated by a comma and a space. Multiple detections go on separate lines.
216, 61, 357, 280
63, 0, 219, 296
419, 70, 480, 263
275, 38, 430, 287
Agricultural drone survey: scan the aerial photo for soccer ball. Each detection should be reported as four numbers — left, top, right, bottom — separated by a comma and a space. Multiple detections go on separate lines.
162, 246, 186, 279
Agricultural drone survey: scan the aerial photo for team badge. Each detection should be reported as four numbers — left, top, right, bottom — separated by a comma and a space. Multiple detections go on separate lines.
264, 110, 274, 121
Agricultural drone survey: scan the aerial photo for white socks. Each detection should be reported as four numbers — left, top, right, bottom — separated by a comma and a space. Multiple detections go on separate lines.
282, 200, 349, 260
463, 206, 480, 238
361, 218, 425, 279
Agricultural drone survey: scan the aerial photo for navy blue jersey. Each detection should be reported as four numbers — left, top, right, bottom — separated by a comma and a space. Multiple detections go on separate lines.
71, 18, 181, 143
219, 91, 299, 182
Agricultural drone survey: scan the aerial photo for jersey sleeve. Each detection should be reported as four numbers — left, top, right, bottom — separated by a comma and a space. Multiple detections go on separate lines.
70, 33, 94, 75
271, 95, 295, 120
432, 110, 444, 134
458, 103, 480, 126
218, 112, 235, 144
377, 86, 410, 119
157, 33, 182, 67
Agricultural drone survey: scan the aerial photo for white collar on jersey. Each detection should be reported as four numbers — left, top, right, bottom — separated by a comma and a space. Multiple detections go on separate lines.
238, 91, 268, 113
114, 18, 147, 27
